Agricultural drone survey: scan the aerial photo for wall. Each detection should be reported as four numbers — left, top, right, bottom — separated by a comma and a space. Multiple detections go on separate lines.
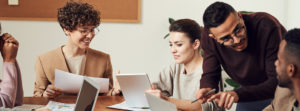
0, 1, 292, 110
286, 0, 300, 30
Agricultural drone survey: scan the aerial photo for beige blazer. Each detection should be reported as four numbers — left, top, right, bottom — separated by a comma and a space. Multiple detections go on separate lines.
263, 86, 295, 111
34, 47, 113, 97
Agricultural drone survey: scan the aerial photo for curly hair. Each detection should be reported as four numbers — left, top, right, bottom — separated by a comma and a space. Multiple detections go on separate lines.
169, 19, 202, 42
57, 2, 100, 31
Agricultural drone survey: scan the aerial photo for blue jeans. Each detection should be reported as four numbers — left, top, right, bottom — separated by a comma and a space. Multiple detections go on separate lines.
236, 99, 272, 111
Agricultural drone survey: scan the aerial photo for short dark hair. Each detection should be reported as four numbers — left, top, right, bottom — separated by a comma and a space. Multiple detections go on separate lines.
169, 19, 202, 42
57, 2, 100, 31
284, 28, 300, 63
203, 1, 236, 29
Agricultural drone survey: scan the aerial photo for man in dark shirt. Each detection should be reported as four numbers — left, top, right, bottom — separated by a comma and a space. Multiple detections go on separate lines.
194, 1, 286, 111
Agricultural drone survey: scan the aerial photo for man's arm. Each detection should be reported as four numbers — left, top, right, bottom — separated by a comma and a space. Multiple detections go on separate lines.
200, 49, 222, 89
0, 33, 22, 108
195, 30, 222, 104
199, 29, 222, 90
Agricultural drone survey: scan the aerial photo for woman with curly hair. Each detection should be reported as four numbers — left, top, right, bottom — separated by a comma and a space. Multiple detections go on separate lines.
33, 2, 116, 98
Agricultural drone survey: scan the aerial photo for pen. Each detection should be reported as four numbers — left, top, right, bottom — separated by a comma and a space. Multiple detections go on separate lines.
191, 89, 216, 103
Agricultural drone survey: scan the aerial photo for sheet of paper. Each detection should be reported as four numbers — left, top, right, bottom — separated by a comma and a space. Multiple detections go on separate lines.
45, 101, 75, 111
54, 69, 109, 93
0, 104, 45, 111
107, 101, 151, 111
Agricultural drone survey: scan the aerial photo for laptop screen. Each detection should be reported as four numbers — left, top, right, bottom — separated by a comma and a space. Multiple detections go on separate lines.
74, 77, 100, 111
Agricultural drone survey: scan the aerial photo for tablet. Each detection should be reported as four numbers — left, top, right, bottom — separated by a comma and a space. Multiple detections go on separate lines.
116, 73, 151, 108
145, 92, 177, 111
74, 77, 100, 111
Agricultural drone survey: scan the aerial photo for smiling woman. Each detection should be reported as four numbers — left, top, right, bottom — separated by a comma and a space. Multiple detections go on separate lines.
33, 1, 115, 98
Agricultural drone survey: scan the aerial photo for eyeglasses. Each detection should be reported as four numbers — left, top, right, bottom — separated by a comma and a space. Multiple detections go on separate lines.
210, 24, 246, 46
78, 28, 100, 36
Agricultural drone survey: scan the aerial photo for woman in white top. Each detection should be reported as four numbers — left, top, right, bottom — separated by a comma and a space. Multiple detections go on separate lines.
146, 19, 221, 111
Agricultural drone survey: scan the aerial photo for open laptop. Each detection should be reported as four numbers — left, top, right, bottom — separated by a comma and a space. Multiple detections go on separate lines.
116, 73, 151, 108
74, 77, 100, 111
42, 77, 100, 111
145, 93, 177, 111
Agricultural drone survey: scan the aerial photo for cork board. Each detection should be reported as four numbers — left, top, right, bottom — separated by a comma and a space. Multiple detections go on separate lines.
0, 0, 141, 23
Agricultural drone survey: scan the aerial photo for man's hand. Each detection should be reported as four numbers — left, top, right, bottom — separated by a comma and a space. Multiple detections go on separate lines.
194, 88, 213, 104
1, 33, 19, 63
207, 91, 239, 109
43, 85, 62, 99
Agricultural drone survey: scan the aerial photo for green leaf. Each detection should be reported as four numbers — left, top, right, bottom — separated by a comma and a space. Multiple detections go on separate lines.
164, 33, 169, 39
169, 18, 175, 24
225, 78, 240, 89
200, 49, 204, 57
164, 18, 175, 39
240, 11, 253, 14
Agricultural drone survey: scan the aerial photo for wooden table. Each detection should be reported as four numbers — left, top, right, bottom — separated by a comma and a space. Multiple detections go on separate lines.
23, 96, 125, 111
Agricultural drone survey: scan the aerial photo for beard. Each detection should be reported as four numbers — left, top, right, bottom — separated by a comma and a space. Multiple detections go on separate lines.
278, 82, 289, 88
278, 78, 292, 88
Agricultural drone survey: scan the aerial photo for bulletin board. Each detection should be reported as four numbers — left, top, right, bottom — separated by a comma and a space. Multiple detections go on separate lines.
0, 0, 141, 23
